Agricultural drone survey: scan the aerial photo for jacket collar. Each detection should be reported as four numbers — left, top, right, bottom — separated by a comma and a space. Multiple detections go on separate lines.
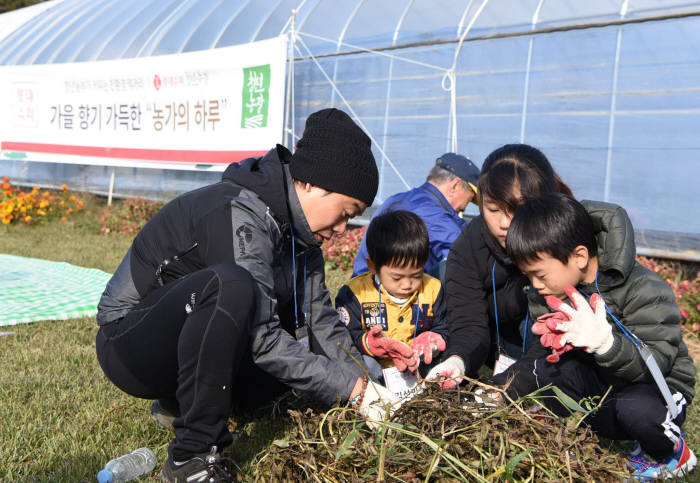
284, 164, 318, 249
421, 182, 457, 216
581, 200, 637, 290
222, 144, 292, 227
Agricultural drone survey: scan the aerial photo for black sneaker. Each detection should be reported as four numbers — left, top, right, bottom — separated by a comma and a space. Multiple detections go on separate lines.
151, 400, 177, 432
160, 446, 234, 482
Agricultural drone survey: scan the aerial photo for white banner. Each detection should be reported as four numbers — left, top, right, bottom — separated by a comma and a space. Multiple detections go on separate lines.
0, 36, 287, 171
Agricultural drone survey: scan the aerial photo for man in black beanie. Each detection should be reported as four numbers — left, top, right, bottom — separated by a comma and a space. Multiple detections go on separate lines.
96, 108, 396, 481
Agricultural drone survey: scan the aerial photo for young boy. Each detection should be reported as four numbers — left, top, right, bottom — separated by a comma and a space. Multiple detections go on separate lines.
336, 210, 448, 386
505, 193, 696, 481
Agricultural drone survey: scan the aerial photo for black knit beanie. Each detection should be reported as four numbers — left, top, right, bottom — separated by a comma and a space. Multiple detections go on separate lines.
290, 108, 378, 206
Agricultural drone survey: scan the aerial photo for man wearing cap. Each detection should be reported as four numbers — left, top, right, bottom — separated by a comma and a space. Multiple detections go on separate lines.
95, 108, 398, 481
352, 153, 480, 279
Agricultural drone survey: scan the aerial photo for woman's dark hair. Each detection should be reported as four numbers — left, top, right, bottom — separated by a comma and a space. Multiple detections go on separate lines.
506, 193, 597, 266
366, 210, 429, 270
478, 144, 572, 213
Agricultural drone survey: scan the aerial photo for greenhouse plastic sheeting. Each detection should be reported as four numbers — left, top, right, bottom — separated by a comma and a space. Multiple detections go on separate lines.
1, 0, 699, 256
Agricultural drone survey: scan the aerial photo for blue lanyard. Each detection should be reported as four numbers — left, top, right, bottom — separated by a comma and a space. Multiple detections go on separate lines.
492, 261, 529, 357
376, 282, 420, 337
290, 229, 307, 330
492, 262, 501, 351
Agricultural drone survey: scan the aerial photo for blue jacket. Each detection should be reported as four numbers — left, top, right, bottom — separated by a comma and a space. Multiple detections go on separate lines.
352, 182, 467, 276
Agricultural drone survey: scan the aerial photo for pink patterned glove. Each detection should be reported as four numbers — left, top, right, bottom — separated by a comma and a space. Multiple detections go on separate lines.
363, 326, 419, 372
410, 331, 446, 365
533, 312, 576, 363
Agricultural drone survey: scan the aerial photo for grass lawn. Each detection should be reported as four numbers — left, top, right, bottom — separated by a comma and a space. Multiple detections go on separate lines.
1, 195, 699, 481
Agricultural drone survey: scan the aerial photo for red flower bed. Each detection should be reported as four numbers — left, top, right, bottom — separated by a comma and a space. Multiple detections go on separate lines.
321, 226, 366, 272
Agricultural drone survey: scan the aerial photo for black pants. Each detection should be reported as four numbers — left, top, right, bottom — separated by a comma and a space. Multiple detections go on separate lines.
96, 264, 268, 461
533, 352, 687, 459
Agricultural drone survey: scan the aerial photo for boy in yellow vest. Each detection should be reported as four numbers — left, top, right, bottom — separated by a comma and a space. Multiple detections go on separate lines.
336, 210, 448, 383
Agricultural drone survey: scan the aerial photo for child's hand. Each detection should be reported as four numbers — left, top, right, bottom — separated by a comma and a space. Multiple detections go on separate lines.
425, 355, 465, 389
544, 286, 614, 355
533, 312, 576, 362
410, 331, 446, 365
364, 326, 419, 372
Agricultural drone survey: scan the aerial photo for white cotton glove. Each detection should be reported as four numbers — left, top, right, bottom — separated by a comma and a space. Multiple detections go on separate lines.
544, 285, 614, 355
425, 355, 466, 389
358, 381, 401, 429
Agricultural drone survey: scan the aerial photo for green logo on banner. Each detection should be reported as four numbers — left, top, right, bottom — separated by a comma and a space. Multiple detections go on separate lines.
241, 64, 270, 128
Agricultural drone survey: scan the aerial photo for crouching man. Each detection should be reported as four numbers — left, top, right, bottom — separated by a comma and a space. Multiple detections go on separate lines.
96, 108, 397, 482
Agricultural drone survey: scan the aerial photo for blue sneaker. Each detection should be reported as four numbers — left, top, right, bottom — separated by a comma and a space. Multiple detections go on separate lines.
628, 437, 696, 481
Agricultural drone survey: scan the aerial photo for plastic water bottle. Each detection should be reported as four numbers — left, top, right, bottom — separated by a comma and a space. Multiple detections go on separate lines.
97, 447, 157, 483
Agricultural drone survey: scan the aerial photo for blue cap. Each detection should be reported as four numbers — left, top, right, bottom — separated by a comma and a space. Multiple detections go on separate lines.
97, 469, 113, 483
435, 153, 480, 192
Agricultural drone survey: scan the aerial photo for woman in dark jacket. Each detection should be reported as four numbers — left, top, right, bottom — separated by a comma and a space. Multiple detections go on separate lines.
426, 144, 572, 388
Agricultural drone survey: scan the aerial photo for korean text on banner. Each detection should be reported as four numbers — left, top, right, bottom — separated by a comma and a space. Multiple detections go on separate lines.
0, 36, 287, 170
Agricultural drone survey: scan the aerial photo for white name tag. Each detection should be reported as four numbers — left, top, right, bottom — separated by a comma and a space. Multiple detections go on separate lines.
493, 353, 516, 376
382, 366, 419, 398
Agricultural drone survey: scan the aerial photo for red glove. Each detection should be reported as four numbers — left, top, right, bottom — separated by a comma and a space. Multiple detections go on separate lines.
364, 326, 419, 372
410, 331, 446, 365
533, 312, 576, 363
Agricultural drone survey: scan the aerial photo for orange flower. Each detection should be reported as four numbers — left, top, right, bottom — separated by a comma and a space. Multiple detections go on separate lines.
61, 217, 67, 222
23, 216, 31, 223
36, 209, 46, 216
69, 195, 77, 202
59, 200, 65, 207
2, 176, 9, 182
61, 184, 68, 191
1, 183, 9, 190
43, 191, 50, 198
39, 199, 49, 209
32, 186, 39, 192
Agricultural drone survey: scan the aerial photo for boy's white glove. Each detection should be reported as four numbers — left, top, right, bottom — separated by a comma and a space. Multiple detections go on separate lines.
425, 355, 465, 389
358, 381, 400, 429
545, 285, 614, 355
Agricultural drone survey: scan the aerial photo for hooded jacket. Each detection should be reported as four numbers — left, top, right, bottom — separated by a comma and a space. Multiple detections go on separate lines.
505, 200, 696, 402
443, 216, 538, 376
97, 145, 365, 405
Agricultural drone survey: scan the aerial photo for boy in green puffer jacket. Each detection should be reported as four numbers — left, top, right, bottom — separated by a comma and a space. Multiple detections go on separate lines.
505, 193, 696, 481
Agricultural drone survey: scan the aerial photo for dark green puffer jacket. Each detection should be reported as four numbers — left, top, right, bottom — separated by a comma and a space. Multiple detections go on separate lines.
526, 200, 696, 403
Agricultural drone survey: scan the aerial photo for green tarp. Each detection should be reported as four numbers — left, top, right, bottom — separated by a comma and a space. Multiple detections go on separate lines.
0, 254, 111, 327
